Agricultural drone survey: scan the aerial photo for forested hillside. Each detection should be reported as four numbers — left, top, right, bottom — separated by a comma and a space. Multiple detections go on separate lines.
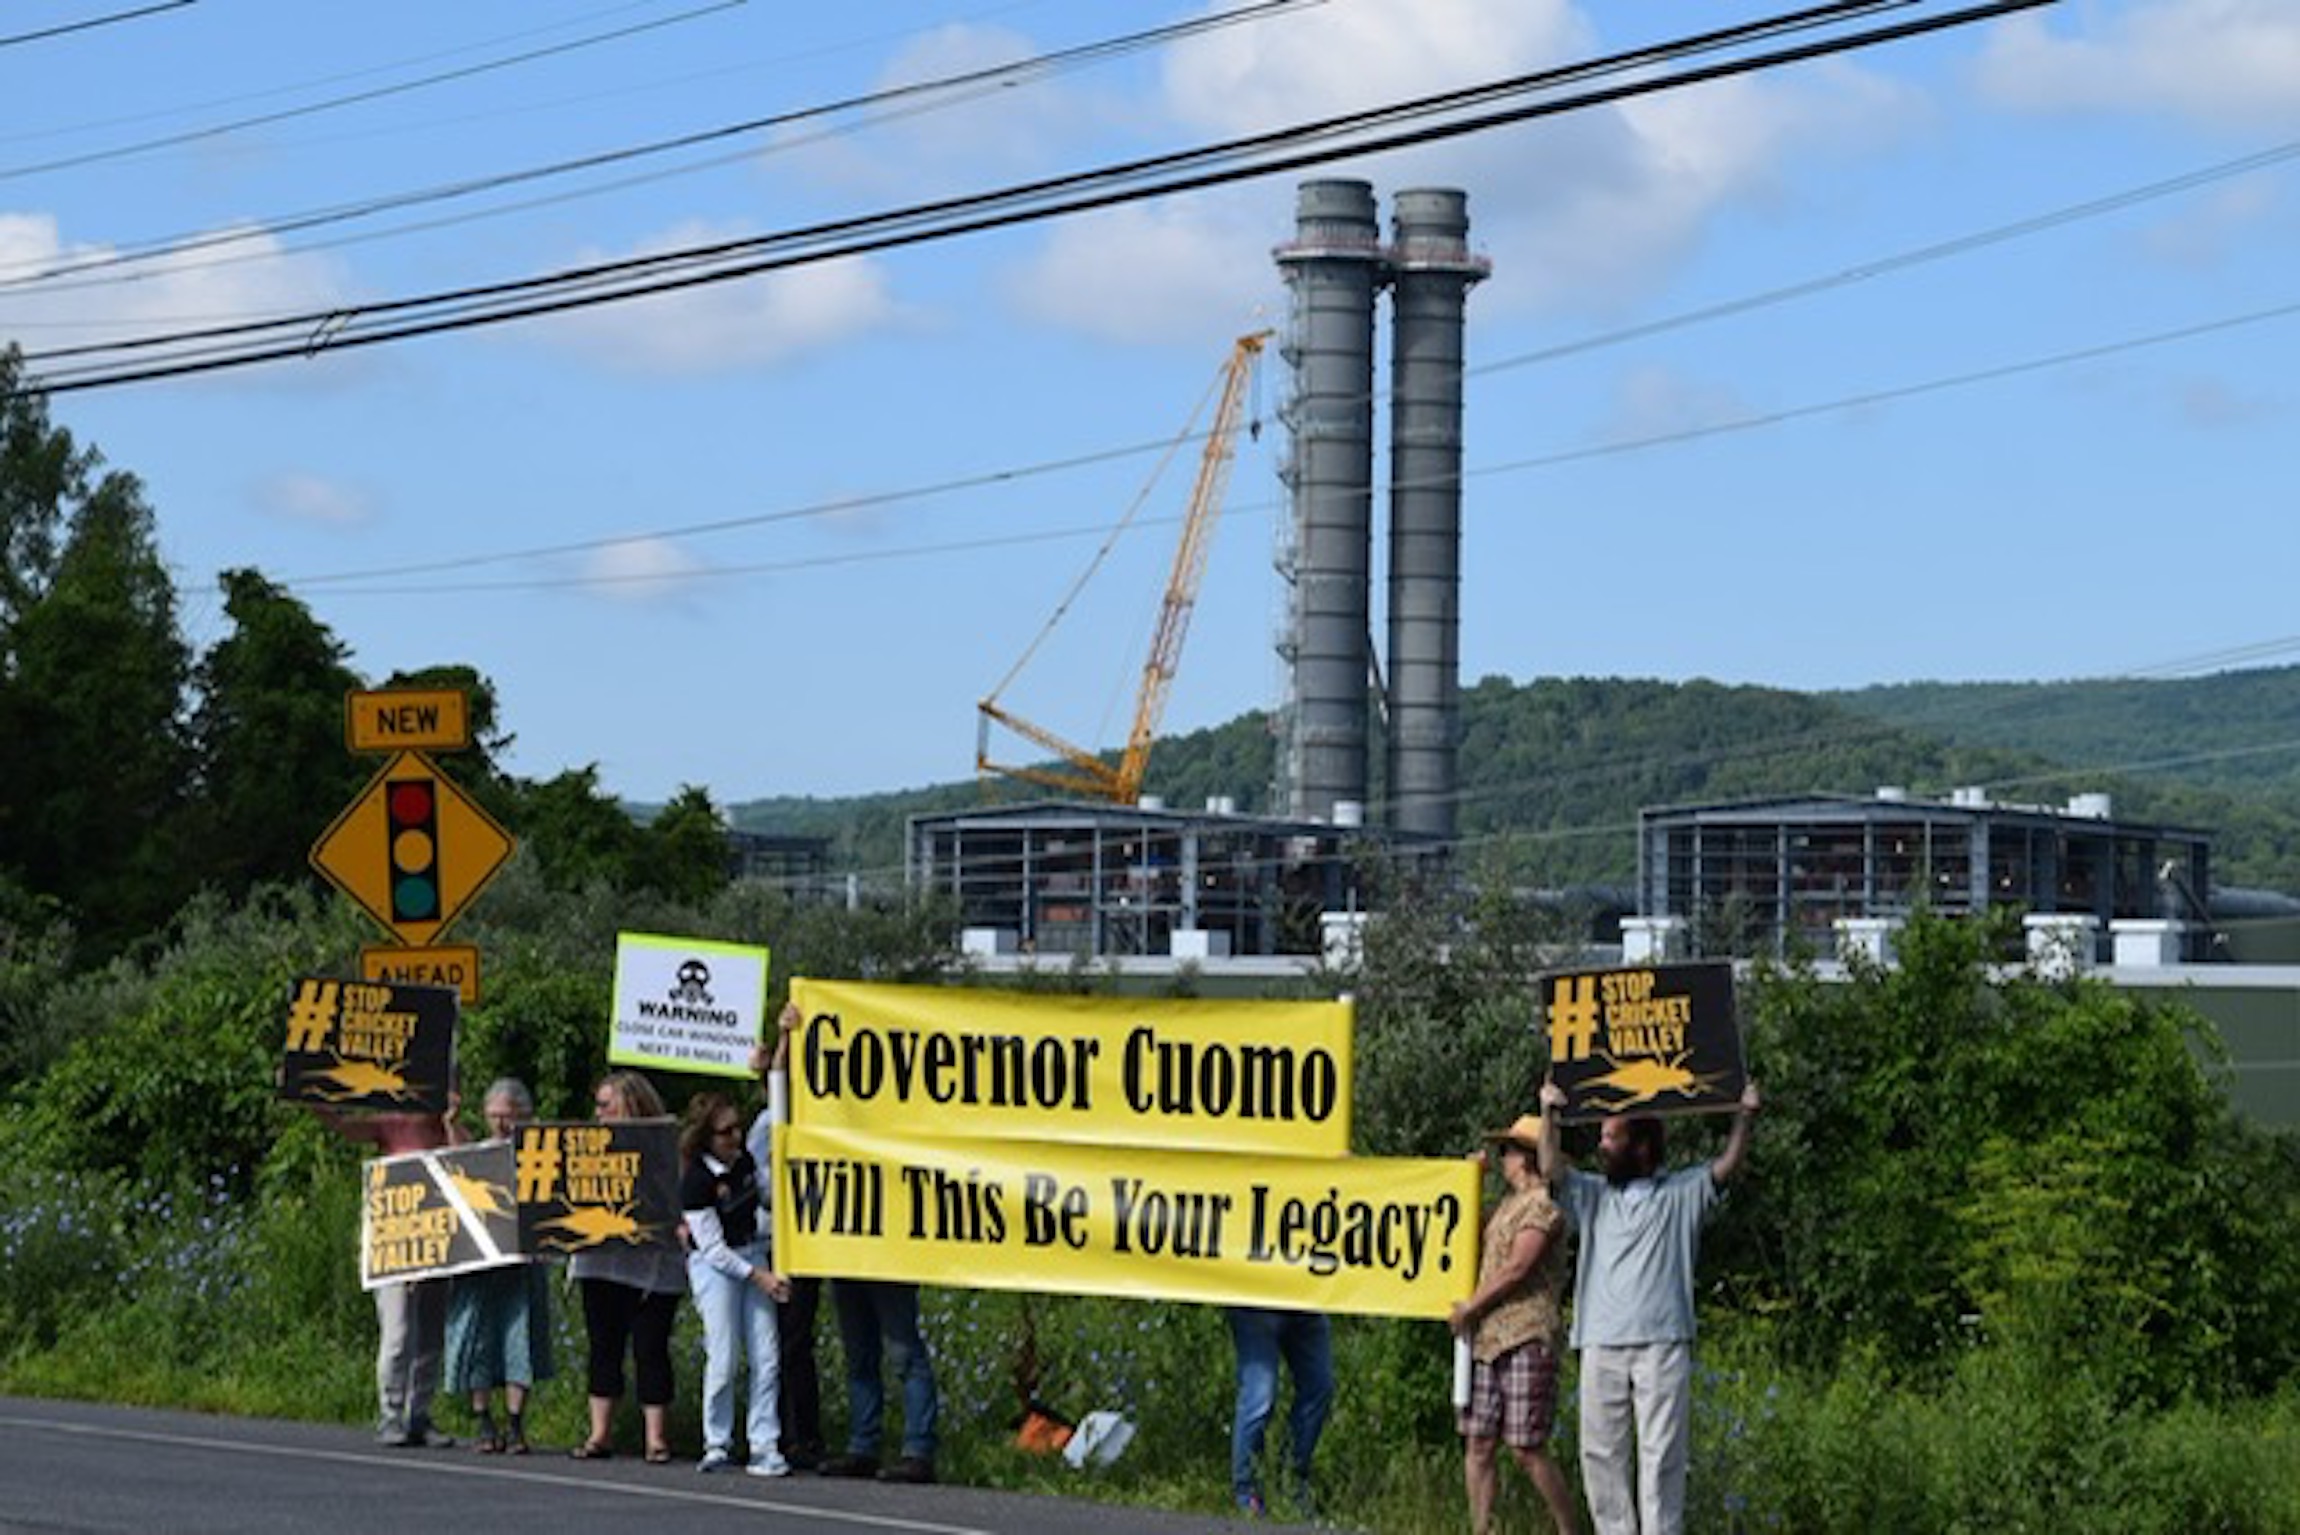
1835, 669, 2300, 800
733, 672, 2300, 894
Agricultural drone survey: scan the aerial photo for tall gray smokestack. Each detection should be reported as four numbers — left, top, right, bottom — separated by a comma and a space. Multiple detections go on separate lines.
1273, 179, 1383, 822
1384, 188, 1486, 843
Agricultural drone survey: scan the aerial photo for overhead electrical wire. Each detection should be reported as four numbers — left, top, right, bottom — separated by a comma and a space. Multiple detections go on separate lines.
0, 0, 1324, 294
0, 0, 701, 144
283, 293, 2299, 597
0, 1, 194, 52
15, 0, 2058, 394
0, 0, 749, 183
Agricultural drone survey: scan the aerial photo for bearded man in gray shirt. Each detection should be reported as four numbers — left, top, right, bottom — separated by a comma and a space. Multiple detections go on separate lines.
1538, 1078, 1760, 1535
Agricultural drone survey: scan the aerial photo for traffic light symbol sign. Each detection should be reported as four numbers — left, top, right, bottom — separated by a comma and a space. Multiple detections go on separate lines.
311, 751, 514, 945
387, 779, 441, 924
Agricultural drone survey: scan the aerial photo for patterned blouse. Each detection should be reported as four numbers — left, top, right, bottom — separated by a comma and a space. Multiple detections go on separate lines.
1472, 1182, 1565, 1363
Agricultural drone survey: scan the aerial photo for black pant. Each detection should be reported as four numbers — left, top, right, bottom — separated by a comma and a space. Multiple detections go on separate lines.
777, 1275, 824, 1453
580, 1278, 679, 1406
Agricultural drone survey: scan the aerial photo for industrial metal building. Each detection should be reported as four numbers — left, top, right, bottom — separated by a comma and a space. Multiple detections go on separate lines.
906, 799, 1420, 961
1633, 787, 2213, 962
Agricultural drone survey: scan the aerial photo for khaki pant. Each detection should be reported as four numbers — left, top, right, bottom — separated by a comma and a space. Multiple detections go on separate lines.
1578, 1340, 1692, 1535
375, 1278, 448, 1439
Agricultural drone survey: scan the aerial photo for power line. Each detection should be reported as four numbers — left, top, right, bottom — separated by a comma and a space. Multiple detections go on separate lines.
0, 1, 194, 51
280, 292, 2298, 597
16, 0, 2054, 393
0, 0, 1324, 294
0, 0, 746, 183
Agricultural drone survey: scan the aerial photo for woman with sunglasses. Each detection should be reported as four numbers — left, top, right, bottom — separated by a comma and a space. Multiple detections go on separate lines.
680, 1086, 794, 1476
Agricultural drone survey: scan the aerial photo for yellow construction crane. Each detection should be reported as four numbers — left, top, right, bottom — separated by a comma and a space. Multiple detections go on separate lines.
977, 330, 1270, 805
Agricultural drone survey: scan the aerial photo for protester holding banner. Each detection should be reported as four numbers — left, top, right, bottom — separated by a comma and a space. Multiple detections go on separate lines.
755, 1002, 827, 1471
1540, 1079, 1760, 1535
821, 1279, 941, 1484
570, 1070, 688, 1464
680, 1088, 793, 1476
306, 1092, 461, 1449
1451, 1115, 1580, 1535
444, 1079, 554, 1454
1224, 1305, 1334, 1519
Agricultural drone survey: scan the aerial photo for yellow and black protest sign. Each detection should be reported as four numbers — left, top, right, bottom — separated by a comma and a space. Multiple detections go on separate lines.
278, 975, 457, 1114
790, 980, 1352, 1157
359, 1141, 522, 1289
513, 1119, 681, 1257
1541, 960, 1745, 1122
773, 1124, 1477, 1319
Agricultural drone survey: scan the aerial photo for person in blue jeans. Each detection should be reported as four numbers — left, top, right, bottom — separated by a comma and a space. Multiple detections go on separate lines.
819, 1280, 940, 1484
1226, 1305, 1334, 1517
679, 1089, 792, 1477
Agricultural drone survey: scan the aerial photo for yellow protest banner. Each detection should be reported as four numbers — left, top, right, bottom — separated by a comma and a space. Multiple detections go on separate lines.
773, 1124, 1477, 1320
789, 980, 1352, 1157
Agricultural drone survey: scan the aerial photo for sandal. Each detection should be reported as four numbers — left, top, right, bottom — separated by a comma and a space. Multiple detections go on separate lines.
644, 1444, 673, 1465
570, 1441, 613, 1461
475, 1431, 506, 1454
507, 1431, 530, 1456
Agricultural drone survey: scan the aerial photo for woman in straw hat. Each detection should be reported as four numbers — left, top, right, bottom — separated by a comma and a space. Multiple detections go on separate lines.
1451, 1112, 1582, 1535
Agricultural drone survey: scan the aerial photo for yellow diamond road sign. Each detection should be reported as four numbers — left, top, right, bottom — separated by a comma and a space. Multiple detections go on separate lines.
311, 751, 516, 946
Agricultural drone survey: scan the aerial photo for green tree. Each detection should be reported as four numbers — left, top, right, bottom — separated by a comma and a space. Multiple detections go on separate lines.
0, 374, 192, 956
1343, 855, 1583, 1158
186, 569, 367, 899
640, 784, 730, 904
506, 764, 644, 891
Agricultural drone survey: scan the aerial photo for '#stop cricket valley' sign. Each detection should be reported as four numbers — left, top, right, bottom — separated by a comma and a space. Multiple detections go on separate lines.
310, 750, 516, 946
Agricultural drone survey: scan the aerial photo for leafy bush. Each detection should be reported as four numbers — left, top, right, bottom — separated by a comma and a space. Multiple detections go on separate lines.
1722, 910, 2300, 1403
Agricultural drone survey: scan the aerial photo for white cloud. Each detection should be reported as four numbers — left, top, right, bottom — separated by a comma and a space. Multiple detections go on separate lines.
1591, 363, 1754, 446
771, 23, 1123, 200
253, 472, 373, 527
2135, 176, 2282, 268
580, 535, 709, 603
1976, 0, 2300, 131
2176, 376, 2281, 429
534, 226, 901, 374
1007, 194, 1280, 346
0, 213, 358, 383
1163, 0, 1588, 137
1005, 0, 1924, 336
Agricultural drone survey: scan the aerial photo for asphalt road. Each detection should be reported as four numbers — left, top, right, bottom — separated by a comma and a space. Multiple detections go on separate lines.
0, 1396, 1307, 1535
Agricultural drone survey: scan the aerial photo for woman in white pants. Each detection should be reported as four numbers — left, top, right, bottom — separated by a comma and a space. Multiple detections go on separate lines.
680, 1087, 792, 1476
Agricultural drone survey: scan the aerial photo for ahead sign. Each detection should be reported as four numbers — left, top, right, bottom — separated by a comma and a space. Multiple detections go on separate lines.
311, 751, 515, 946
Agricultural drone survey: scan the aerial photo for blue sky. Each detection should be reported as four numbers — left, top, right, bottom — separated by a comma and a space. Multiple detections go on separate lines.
4, 0, 2294, 805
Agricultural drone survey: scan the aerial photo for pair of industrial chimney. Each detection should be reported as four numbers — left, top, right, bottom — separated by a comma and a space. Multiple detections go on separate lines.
1273, 179, 1487, 844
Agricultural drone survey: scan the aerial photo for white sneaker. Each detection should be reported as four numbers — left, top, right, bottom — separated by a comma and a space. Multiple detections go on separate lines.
698, 1447, 734, 1473
746, 1454, 792, 1478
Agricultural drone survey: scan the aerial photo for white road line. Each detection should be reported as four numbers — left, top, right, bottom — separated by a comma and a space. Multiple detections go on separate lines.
0, 1415, 990, 1534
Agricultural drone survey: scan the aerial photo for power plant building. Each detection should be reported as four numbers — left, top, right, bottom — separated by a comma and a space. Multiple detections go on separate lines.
1633, 788, 2214, 964
910, 180, 1485, 962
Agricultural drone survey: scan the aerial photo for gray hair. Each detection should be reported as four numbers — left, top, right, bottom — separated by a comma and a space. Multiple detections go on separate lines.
482, 1077, 535, 1116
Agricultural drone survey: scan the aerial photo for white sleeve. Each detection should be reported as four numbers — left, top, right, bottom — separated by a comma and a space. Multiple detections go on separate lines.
683, 1202, 753, 1282
746, 1106, 775, 1211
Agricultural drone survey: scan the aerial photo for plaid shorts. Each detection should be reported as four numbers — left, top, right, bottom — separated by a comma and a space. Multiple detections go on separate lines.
1457, 1340, 1561, 1449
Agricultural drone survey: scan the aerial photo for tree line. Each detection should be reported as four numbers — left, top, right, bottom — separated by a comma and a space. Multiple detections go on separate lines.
0, 345, 731, 973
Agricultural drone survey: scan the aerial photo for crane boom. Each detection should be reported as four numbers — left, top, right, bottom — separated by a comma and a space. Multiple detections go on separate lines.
977, 330, 1270, 805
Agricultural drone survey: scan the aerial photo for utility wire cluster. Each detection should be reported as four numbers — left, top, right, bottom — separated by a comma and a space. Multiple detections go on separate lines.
11, 0, 2054, 393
